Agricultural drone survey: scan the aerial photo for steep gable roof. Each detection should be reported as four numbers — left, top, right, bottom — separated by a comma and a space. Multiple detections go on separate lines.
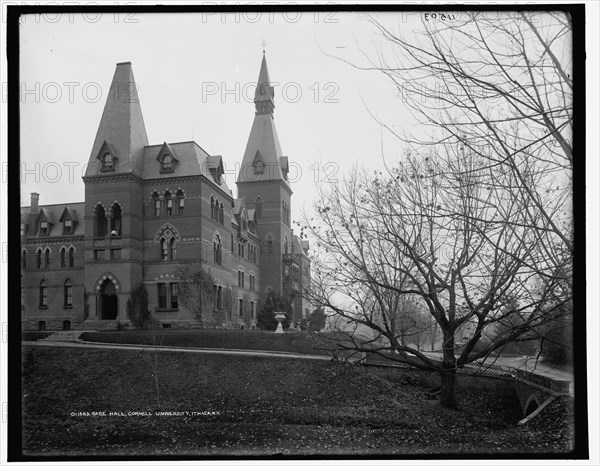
85, 62, 149, 177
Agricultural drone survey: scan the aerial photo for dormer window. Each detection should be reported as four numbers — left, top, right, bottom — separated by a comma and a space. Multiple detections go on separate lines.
254, 160, 264, 174
162, 154, 173, 172
102, 152, 114, 171
39, 221, 49, 236
63, 219, 73, 234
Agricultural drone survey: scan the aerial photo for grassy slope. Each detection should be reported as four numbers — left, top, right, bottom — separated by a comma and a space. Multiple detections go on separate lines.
21, 346, 574, 457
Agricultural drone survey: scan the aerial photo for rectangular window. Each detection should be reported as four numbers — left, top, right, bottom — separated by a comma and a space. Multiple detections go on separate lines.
178, 197, 184, 215
217, 286, 222, 310
241, 272, 245, 289
166, 199, 173, 215
238, 271, 241, 287
40, 221, 48, 236
155, 200, 161, 216
213, 285, 218, 310
239, 299, 243, 317
250, 301, 255, 318
158, 283, 167, 308
110, 249, 121, 260
63, 219, 73, 234
170, 283, 178, 309
94, 249, 104, 260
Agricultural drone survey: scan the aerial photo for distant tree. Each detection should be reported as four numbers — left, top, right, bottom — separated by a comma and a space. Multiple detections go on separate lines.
308, 306, 326, 331
257, 290, 292, 331
539, 300, 573, 365
126, 282, 151, 329
83, 287, 90, 321
242, 294, 252, 328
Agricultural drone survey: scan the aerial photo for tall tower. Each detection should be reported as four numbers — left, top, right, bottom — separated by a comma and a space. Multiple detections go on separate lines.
237, 52, 292, 293
82, 62, 148, 322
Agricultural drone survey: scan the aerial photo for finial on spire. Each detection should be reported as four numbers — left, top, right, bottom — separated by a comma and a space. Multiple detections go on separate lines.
261, 40, 267, 53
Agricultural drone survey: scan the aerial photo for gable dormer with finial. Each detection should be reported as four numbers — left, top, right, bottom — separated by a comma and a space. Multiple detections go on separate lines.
156, 142, 178, 174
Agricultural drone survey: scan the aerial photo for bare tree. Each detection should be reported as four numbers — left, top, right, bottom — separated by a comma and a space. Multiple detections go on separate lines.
305, 11, 574, 407
173, 263, 215, 325
307, 143, 569, 407
361, 11, 573, 297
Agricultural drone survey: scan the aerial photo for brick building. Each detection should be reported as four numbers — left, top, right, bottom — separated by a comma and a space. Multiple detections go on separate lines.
20, 54, 311, 330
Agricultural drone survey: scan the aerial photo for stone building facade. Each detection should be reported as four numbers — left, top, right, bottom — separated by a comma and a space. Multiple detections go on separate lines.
20, 54, 311, 330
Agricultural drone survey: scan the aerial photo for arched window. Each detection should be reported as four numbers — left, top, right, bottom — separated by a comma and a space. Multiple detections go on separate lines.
64, 279, 73, 307
152, 192, 161, 217
44, 249, 50, 269
68, 247, 75, 267
102, 152, 114, 171
210, 196, 215, 220
36, 250, 42, 269
284, 236, 289, 254
219, 202, 224, 225
160, 238, 168, 261
94, 204, 108, 237
21, 250, 26, 270
39, 280, 48, 307
256, 196, 263, 219
170, 237, 176, 260
165, 191, 173, 216
110, 203, 122, 236
213, 234, 222, 265
60, 248, 67, 268
163, 154, 173, 172
176, 190, 184, 215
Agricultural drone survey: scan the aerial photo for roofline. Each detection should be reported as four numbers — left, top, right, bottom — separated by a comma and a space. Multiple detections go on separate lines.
21, 202, 84, 209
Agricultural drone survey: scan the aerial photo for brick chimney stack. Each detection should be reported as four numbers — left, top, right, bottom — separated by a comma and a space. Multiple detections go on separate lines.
30, 192, 39, 214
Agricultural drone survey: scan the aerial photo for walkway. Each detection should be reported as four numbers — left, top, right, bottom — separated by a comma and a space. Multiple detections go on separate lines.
22, 340, 334, 361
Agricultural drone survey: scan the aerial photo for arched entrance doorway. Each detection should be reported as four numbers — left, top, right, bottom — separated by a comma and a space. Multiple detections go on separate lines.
100, 279, 118, 320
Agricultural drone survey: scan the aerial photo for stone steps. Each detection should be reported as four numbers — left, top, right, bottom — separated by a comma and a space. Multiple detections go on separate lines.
75, 320, 121, 332
44, 330, 84, 341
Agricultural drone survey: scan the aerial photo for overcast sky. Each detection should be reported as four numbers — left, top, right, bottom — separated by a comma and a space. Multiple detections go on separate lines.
18, 11, 428, 226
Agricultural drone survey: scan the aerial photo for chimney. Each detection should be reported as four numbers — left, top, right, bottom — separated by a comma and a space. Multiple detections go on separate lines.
30, 193, 39, 214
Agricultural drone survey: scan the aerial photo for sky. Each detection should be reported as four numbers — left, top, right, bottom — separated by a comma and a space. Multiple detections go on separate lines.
18, 10, 422, 226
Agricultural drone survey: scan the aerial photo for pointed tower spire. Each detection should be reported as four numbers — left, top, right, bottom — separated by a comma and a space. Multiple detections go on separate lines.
254, 52, 275, 115
85, 62, 149, 176
237, 53, 288, 184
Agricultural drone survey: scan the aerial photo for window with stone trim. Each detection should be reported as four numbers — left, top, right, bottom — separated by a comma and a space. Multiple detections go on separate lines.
39, 280, 48, 307
213, 234, 222, 265
177, 190, 184, 215
165, 191, 173, 215
64, 279, 73, 307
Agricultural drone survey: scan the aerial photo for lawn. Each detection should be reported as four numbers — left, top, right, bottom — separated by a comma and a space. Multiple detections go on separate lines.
20, 346, 574, 458
78, 329, 361, 357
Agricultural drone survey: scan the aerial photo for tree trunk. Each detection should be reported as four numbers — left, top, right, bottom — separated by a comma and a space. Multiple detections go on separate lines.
440, 331, 457, 408
439, 370, 456, 408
